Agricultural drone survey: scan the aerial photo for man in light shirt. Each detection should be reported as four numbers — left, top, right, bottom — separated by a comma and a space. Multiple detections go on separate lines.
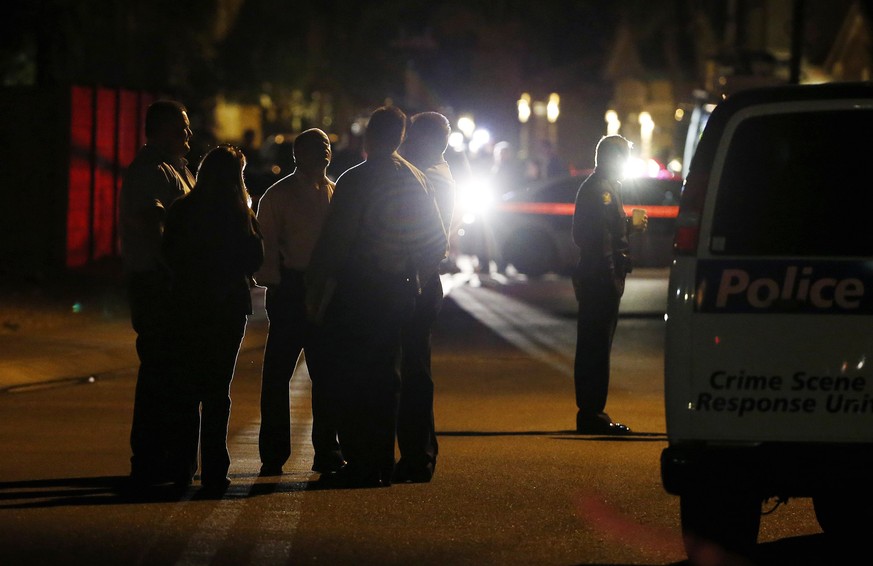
255, 128, 344, 476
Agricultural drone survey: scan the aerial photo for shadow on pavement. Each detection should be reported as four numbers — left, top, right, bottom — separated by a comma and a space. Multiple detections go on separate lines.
0, 475, 188, 508
438, 429, 666, 441
0, 473, 322, 508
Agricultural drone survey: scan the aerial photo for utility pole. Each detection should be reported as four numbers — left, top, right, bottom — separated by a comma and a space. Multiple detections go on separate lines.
790, 0, 805, 84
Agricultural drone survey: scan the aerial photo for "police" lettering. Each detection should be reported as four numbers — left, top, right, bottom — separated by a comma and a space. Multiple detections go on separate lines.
715, 266, 864, 309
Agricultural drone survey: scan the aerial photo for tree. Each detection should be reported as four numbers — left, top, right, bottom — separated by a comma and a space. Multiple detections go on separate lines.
2, 0, 223, 96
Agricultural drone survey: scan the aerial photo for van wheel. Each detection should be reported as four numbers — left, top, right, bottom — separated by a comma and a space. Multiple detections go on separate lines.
680, 488, 761, 561
501, 230, 555, 277
813, 489, 872, 539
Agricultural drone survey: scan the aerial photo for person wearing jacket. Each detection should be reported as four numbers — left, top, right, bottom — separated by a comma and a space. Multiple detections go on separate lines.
306, 106, 447, 488
162, 144, 264, 493
395, 111, 456, 483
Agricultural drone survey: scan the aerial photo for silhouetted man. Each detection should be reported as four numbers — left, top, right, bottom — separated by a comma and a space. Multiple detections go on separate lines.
118, 100, 197, 487
306, 106, 447, 487
395, 111, 456, 482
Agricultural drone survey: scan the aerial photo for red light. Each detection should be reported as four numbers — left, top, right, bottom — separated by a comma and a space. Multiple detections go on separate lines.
66, 86, 94, 268
672, 172, 708, 256
673, 225, 700, 254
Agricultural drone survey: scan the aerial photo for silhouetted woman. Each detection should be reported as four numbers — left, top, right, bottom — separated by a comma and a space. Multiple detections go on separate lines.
162, 145, 264, 493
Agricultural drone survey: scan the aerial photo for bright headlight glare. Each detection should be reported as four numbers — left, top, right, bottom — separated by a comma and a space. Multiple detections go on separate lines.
456, 176, 494, 217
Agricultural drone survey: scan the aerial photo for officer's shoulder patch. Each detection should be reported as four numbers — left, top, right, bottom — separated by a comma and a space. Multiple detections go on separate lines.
601, 191, 612, 205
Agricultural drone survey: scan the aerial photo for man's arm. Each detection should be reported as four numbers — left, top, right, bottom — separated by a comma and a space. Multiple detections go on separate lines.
572, 178, 608, 273
253, 188, 281, 287
305, 173, 364, 321
414, 174, 449, 280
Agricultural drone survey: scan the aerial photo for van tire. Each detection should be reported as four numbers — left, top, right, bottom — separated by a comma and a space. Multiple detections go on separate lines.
680, 488, 761, 560
813, 489, 871, 540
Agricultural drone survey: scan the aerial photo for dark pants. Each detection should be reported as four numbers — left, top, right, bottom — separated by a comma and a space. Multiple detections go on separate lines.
397, 273, 442, 473
321, 271, 416, 483
173, 312, 247, 484
573, 276, 621, 419
127, 271, 197, 483
259, 269, 340, 468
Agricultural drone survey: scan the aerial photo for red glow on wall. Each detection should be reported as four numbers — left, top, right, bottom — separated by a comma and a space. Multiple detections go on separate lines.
66, 86, 94, 268
65, 86, 154, 268
93, 88, 117, 260
117, 90, 142, 255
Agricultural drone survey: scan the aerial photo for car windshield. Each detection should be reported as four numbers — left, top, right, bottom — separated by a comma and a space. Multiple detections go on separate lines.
520, 175, 681, 206
710, 108, 873, 257
621, 177, 681, 206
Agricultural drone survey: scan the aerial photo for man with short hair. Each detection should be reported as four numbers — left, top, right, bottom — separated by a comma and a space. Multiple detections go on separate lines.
306, 106, 447, 487
395, 111, 456, 483
118, 99, 197, 487
255, 128, 344, 477
571, 134, 647, 435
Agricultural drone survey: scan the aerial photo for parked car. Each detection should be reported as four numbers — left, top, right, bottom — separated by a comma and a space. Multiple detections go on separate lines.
662, 81, 873, 560
456, 171, 681, 277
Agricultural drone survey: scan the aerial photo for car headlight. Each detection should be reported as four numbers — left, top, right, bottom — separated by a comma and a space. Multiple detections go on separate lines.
456, 176, 495, 224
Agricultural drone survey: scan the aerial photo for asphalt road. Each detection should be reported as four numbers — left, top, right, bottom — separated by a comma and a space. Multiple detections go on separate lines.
0, 268, 840, 565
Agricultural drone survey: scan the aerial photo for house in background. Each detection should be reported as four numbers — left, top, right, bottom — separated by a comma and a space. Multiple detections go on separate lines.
603, 0, 871, 176
0, 86, 153, 277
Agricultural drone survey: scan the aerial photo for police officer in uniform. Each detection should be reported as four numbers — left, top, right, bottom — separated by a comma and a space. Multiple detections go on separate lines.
571, 135, 647, 435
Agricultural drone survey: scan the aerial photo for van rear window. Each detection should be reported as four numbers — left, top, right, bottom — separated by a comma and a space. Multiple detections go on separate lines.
710, 109, 873, 257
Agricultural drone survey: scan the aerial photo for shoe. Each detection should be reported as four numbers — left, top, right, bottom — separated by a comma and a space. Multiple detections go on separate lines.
259, 463, 284, 477
201, 476, 231, 494
576, 414, 632, 435
317, 466, 385, 489
392, 459, 434, 483
312, 453, 347, 474
128, 471, 175, 490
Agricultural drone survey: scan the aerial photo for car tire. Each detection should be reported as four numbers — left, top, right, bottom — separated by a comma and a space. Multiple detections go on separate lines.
679, 487, 761, 561
501, 229, 556, 278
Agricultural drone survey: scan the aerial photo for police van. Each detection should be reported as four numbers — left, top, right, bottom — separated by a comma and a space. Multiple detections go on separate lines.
661, 82, 873, 557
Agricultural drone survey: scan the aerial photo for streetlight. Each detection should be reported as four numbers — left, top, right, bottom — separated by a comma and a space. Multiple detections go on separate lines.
639, 111, 654, 158
457, 115, 476, 139
546, 92, 560, 147
517, 93, 531, 123
546, 93, 560, 123
469, 127, 491, 154
605, 109, 620, 135
517, 93, 531, 158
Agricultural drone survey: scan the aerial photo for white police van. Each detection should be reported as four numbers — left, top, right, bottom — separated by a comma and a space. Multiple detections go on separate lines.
661, 82, 873, 558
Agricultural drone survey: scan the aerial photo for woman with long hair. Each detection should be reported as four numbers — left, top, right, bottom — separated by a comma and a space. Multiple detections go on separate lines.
162, 144, 264, 493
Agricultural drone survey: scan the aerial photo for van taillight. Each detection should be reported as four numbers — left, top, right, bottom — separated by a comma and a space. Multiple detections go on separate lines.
672, 172, 708, 255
